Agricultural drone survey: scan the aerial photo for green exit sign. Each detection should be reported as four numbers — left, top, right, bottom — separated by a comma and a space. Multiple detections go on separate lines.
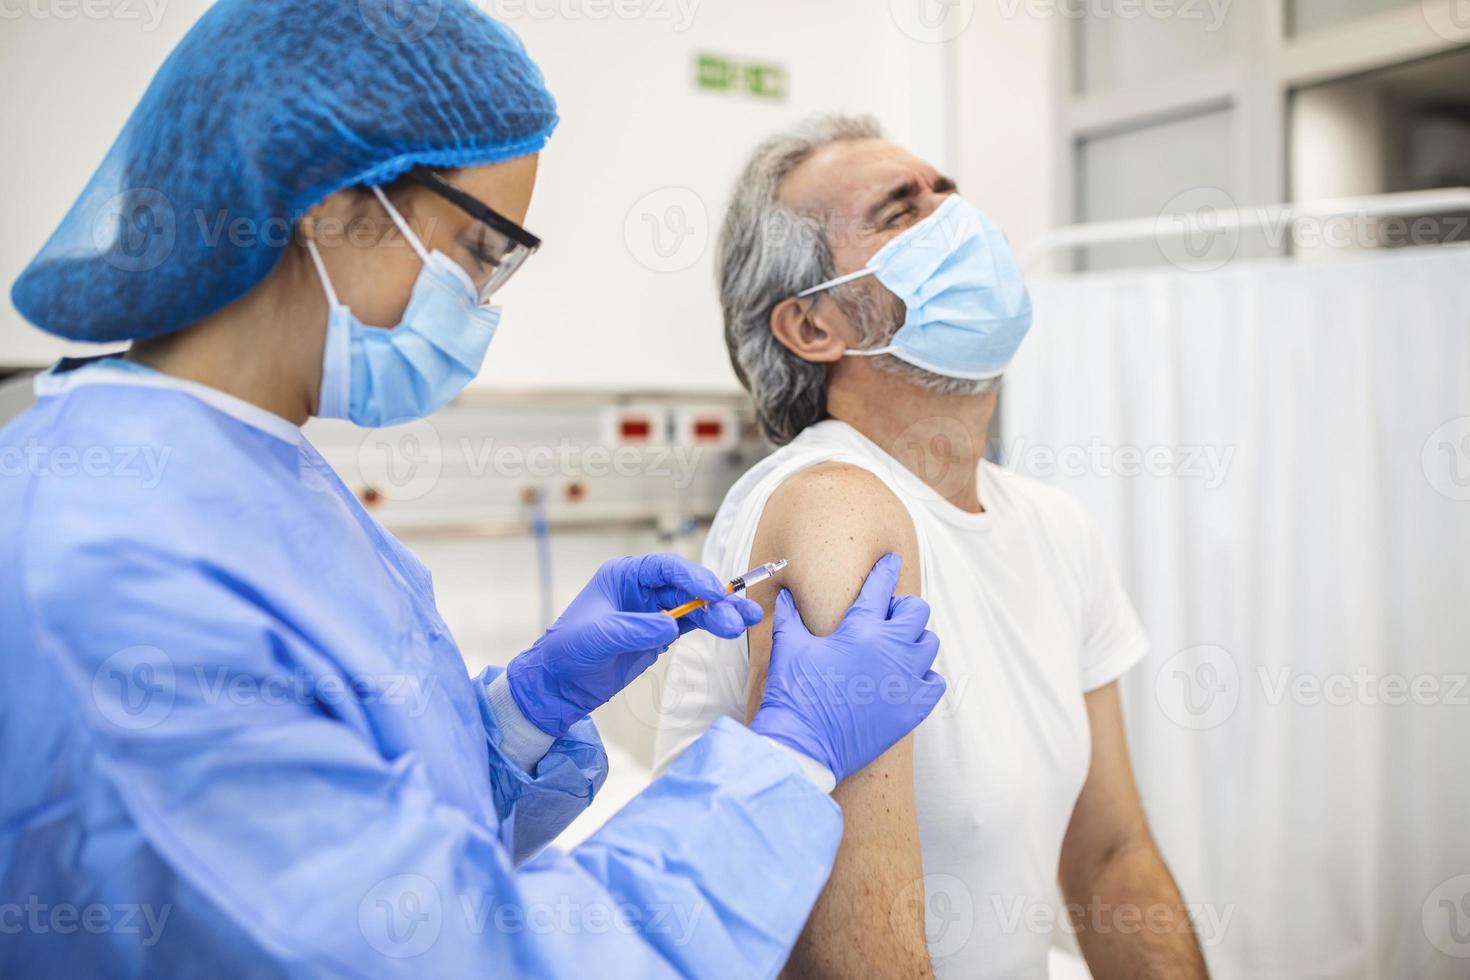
695, 52, 787, 101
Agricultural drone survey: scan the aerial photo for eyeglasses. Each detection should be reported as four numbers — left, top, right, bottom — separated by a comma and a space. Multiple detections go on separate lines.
403, 169, 541, 304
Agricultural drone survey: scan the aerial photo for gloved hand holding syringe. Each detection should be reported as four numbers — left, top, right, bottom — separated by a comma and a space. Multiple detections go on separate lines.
663, 559, 790, 619
508, 550, 944, 789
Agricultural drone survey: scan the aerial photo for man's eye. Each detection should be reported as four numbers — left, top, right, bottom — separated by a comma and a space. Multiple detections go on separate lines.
885, 207, 916, 229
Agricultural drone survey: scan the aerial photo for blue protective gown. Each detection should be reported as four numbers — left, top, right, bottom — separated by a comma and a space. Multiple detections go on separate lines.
0, 361, 841, 979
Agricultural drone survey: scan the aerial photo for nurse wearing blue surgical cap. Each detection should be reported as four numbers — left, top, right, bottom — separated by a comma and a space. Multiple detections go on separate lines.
0, 1, 947, 977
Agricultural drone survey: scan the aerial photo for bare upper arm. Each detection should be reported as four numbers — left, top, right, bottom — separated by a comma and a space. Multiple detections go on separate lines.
743, 463, 933, 978
742, 462, 921, 717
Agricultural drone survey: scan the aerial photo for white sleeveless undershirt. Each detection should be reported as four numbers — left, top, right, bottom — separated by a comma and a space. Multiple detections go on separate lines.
654, 419, 1149, 978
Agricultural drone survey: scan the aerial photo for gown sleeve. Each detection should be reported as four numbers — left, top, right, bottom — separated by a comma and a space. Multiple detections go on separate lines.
25, 538, 843, 979
475, 665, 609, 863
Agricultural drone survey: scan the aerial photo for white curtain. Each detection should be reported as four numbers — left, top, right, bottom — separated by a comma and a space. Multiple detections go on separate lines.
1003, 244, 1470, 980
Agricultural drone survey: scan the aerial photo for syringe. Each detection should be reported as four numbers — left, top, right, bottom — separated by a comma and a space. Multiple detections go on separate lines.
663, 559, 789, 620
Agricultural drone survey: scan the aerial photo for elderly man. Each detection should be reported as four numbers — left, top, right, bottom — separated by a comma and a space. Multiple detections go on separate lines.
654, 115, 1210, 979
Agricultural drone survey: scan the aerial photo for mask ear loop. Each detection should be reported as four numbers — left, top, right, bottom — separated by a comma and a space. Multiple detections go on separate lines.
791, 268, 898, 358
372, 182, 491, 308
799, 197, 975, 357
303, 231, 354, 420
304, 235, 339, 307
796, 267, 874, 299
371, 185, 432, 266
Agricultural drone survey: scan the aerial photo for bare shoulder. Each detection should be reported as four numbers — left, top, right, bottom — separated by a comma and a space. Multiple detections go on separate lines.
759, 462, 917, 566
751, 462, 919, 637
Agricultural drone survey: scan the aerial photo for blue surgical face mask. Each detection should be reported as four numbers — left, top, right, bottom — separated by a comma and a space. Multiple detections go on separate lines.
308, 186, 502, 427
798, 194, 1032, 381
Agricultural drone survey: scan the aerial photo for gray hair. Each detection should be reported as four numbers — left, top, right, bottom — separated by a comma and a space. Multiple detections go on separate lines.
718, 113, 994, 446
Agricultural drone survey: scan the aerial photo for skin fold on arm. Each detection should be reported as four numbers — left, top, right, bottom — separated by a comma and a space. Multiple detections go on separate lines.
743, 462, 935, 980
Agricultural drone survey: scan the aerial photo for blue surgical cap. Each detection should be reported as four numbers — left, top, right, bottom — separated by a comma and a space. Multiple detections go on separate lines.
12, 0, 557, 343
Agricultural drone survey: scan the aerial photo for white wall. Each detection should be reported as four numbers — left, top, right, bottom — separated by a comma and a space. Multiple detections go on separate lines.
0, 0, 216, 367
949, 2, 1061, 255
0, 0, 953, 390
464, 0, 956, 392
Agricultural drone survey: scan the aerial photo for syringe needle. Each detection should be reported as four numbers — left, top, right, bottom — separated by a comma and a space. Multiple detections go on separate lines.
664, 558, 791, 619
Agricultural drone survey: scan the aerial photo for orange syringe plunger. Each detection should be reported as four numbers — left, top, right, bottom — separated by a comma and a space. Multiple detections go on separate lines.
663, 559, 789, 619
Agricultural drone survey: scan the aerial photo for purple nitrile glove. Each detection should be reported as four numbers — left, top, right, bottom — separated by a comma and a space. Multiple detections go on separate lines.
748, 554, 945, 784
507, 553, 762, 737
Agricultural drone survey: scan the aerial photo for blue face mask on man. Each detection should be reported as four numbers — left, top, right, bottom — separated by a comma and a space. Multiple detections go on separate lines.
798, 194, 1033, 381
307, 186, 502, 427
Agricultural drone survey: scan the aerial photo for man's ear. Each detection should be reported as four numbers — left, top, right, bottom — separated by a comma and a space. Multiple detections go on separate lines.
770, 295, 848, 364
